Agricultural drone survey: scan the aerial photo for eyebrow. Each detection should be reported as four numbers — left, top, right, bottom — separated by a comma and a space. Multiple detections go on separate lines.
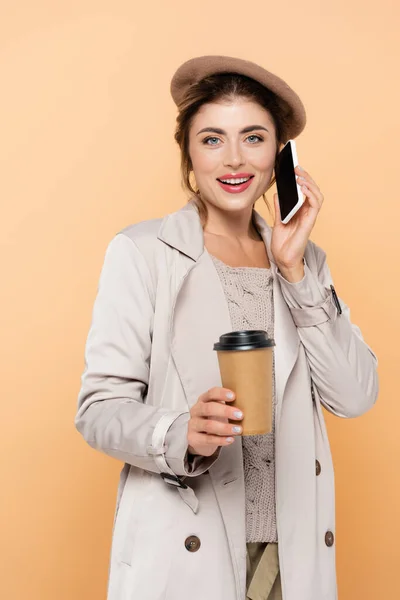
196, 125, 269, 136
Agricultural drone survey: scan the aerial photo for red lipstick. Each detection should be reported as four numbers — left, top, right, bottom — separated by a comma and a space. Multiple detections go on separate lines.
218, 172, 253, 180
216, 173, 254, 194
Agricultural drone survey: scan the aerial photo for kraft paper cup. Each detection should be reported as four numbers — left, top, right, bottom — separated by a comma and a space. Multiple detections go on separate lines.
213, 330, 275, 436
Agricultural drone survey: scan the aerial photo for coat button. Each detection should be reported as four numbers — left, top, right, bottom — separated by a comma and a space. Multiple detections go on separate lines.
316, 460, 321, 476
185, 535, 201, 552
325, 531, 334, 547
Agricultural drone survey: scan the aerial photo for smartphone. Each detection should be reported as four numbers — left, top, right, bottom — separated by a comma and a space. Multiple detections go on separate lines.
275, 139, 305, 224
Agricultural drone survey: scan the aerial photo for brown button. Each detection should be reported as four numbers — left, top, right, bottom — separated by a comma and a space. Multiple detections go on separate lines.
185, 535, 201, 552
316, 460, 321, 476
325, 531, 334, 547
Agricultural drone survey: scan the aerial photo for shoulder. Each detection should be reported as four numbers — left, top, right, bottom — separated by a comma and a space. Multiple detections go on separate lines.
103, 217, 164, 262
118, 217, 164, 247
102, 216, 168, 292
114, 216, 167, 261
98, 218, 164, 302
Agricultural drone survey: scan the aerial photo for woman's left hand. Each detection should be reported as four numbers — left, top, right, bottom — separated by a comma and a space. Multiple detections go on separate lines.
270, 166, 324, 282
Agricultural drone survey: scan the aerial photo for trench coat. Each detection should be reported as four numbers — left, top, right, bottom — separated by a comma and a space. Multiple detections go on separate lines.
75, 198, 379, 600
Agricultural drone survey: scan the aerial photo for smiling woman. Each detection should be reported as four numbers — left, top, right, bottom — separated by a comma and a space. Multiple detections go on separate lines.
189, 98, 277, 217
75, 55, 378, 600
174, 72, 288, 226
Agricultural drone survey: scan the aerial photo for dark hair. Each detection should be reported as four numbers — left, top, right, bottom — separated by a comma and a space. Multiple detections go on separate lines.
173, 73, 288, 224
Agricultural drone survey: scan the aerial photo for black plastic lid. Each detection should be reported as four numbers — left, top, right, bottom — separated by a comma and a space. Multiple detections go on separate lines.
213, 330, 275, 352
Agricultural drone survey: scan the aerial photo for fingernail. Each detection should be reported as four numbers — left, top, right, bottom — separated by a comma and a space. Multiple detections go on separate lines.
226, 392, 235, 399
297, 176, 305, 181
297, 165, 303, 171
226, 437, 234, 443
233, 410, 243, 419
232, 426, 242, 433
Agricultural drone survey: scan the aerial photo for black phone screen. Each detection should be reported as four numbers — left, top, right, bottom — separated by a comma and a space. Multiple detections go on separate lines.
275, 142, 300, 222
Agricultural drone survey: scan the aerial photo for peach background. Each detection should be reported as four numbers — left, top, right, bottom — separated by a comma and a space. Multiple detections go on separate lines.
1, 2, 399, 599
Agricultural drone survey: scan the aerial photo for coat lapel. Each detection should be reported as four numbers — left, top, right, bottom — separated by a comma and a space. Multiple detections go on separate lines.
158, 200, 301, 414
158, 200, 233, 406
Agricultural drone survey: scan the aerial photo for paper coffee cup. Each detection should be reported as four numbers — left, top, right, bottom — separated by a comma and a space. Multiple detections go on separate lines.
213, 330, 275, 436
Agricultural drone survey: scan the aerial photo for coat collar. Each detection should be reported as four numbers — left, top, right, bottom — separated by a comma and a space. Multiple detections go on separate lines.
157, 196, 277, 265
157, 199, 205, 261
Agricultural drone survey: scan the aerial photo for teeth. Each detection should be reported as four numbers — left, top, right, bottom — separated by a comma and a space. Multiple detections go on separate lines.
220, 177, 251, 184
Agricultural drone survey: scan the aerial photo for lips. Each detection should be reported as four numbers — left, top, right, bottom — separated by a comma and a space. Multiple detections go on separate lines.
216, 173, 254, 194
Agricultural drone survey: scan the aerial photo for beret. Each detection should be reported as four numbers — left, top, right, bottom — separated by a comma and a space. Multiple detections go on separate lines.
170, 55, 306, 141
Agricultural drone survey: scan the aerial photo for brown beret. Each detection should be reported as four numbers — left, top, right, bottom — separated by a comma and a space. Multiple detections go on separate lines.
170, 55, 306, 141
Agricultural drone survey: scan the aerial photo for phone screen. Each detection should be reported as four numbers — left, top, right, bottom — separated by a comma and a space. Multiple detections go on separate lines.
275, 142, 300, 222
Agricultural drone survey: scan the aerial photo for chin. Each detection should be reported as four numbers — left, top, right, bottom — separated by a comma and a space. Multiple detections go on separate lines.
215, 193, 257, 212
199, 185, 262, 214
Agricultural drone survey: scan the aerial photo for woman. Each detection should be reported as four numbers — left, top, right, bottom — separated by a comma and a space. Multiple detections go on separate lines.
75, 55, 378, 600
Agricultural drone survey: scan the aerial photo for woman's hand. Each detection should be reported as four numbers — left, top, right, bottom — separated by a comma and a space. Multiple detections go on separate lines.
271, 166, 324, 282
187, 387, 243, 457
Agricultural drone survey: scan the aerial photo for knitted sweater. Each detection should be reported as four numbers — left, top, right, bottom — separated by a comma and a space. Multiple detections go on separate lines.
211, 255, 277, 544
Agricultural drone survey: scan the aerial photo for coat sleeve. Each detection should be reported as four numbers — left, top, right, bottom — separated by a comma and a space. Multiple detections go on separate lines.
75, 234, 217, 477
276, 240, 379, 418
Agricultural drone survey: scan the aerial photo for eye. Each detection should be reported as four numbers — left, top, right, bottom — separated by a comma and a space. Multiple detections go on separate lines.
246, 134, 263, 143
203, 136, 221, 146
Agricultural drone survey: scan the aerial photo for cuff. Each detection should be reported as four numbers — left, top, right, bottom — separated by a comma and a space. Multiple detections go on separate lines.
164, 413, 220, 477
277, 261, 338, 327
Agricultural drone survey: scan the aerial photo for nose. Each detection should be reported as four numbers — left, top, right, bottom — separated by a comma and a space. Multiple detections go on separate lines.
223, 141, 245, 170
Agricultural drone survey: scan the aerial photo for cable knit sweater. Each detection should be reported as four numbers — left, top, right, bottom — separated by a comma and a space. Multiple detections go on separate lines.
211, 255, 277, 544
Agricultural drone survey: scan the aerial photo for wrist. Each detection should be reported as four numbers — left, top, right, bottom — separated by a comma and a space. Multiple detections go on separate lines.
277, 261, 305, 283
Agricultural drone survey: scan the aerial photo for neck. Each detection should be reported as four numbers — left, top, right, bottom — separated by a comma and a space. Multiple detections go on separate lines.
202, 203, 260, 241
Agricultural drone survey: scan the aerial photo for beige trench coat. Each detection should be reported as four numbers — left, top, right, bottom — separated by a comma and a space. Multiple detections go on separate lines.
76, 199, 378, 600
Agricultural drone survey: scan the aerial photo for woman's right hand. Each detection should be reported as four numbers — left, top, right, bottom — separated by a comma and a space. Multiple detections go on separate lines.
187, 387, 244, 457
